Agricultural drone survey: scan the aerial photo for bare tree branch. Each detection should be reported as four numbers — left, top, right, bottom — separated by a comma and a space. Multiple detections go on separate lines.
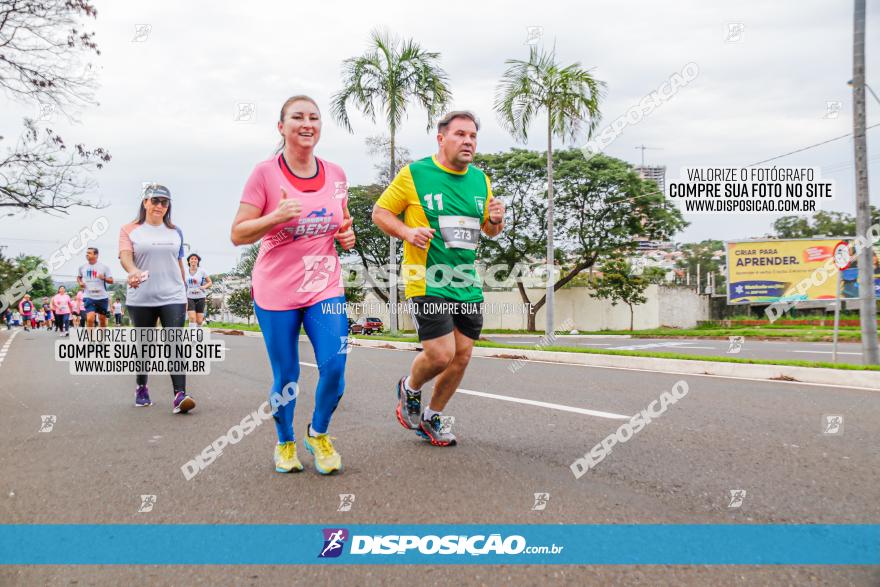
0, 1, 109, 215
0, 118, 109, 214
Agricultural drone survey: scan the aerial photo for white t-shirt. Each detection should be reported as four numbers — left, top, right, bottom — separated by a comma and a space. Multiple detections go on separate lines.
78, 262, 112, 300
113, 302, 123, 314
186, 268, 208, 299
118, 221, 186, 306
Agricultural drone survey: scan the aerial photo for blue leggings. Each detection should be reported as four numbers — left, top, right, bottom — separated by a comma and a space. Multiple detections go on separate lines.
254, 296, 348, 443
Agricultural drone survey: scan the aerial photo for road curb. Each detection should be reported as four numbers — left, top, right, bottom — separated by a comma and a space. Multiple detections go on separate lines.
350, 337, 880, 390
484, 333, 633, 339
207, 328, 263, 338
206, 328, 880, 390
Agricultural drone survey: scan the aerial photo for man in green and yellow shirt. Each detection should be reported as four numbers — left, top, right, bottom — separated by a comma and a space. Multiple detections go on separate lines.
373, 111, 505, 447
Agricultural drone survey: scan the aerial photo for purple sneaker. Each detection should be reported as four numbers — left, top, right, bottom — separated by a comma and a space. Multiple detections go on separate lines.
135, 385, 153, 407
172, 391, 195, 414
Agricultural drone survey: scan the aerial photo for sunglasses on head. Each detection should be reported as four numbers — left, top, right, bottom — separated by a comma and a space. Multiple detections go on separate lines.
148, 197, 170, 207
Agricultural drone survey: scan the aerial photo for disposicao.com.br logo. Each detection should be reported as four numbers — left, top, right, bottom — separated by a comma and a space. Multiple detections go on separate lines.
318, 528, 564, 558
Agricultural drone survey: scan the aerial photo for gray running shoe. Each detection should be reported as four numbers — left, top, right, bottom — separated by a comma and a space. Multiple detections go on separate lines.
395, 376, 421, 430
417, 413, 457, 446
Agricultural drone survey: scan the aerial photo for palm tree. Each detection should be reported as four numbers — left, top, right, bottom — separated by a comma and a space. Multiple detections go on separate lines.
331, 30, 451, 333
495, 46, 604, 334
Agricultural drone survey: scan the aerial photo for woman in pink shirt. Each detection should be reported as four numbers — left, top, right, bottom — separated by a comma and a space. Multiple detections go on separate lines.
231, 95, 355, 475
76, 289, 86, 327
69, 290, 80, 328
51, 286, 72, 337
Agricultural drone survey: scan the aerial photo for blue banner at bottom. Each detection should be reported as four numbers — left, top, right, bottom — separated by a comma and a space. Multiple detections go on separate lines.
1, 524, 877, 565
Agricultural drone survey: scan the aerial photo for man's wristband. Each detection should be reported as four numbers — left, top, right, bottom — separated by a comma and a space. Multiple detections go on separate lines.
488, 217, 502, 226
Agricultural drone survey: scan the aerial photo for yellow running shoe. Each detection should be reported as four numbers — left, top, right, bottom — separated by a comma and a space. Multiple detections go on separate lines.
303, 426, 342, 475
274, 441, 303, 473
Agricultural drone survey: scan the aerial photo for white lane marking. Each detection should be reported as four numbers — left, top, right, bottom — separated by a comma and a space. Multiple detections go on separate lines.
670, 345, 717, 350
298, 360, 629, 420
608, 341, 693, 351
0, 330, 21, 406
0, 330, 20, 366
791, 350, 862, 356
456, 388, 629, 420
501, 339, 865, 355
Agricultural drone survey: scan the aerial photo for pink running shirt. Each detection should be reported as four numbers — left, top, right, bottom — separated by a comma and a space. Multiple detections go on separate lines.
53, 294, 72, 315
240, 156, 348, 311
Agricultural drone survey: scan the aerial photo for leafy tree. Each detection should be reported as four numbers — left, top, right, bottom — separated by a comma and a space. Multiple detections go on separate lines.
474, 149, 547, 280
642, 266, 668, 285
13, 255, 54, 300
553, 150, 685, 277
495, 46, 605, 334
675, 239, 725, 290
227, 287, 254, 324
339, 136, 412, 303
331, 29, 451, 332
772, 216, 812, 239
0, 0, 111, 214
0, 254, 55, 311
475, 150, 685, 330
530, 150, 683, 330
110, 283, 126, 305
345, 184, 401, 302
592, 257, 649, 331
343, 270, 365, 305
0, 253, 23, 300
205, 296, 221, 320
773, 208, 880, 238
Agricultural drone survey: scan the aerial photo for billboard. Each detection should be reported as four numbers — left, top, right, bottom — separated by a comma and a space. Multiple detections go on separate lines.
726, 239, 880, 304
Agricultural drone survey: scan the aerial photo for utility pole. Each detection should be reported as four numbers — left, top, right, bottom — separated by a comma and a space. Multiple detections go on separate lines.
546, 112, 555, 336
852, 0, 879, 364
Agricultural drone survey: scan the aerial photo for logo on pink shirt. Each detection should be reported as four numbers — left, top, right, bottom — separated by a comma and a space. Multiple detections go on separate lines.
299, 256, 339, 293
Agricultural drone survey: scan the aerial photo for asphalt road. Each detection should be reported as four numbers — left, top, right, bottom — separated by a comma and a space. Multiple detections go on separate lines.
484, 334, 871, 364
1, 327, 878, 585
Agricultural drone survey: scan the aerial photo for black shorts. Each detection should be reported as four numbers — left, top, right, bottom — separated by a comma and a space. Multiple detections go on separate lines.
84, 298, 109, 316
187, 298, 206, 313
409, 296, 483, 341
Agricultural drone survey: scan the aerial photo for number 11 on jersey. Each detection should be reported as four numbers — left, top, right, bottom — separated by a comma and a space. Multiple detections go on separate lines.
423, 193, 444, 211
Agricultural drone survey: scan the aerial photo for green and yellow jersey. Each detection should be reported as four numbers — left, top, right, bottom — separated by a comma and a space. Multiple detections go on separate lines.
376, 155, 493, 302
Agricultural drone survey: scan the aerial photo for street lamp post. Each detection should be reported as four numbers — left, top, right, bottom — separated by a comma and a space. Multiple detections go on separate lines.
846, 79, 880, 105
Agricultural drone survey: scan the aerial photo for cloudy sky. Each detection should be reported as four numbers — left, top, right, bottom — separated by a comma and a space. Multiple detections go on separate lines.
1, 0, 879, 279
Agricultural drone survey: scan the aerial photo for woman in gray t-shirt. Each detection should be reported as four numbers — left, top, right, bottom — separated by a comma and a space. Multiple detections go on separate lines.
119, 183, 195, 414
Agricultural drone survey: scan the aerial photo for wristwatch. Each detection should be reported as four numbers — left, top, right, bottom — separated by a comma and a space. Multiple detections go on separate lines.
488, 217, 502, 226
